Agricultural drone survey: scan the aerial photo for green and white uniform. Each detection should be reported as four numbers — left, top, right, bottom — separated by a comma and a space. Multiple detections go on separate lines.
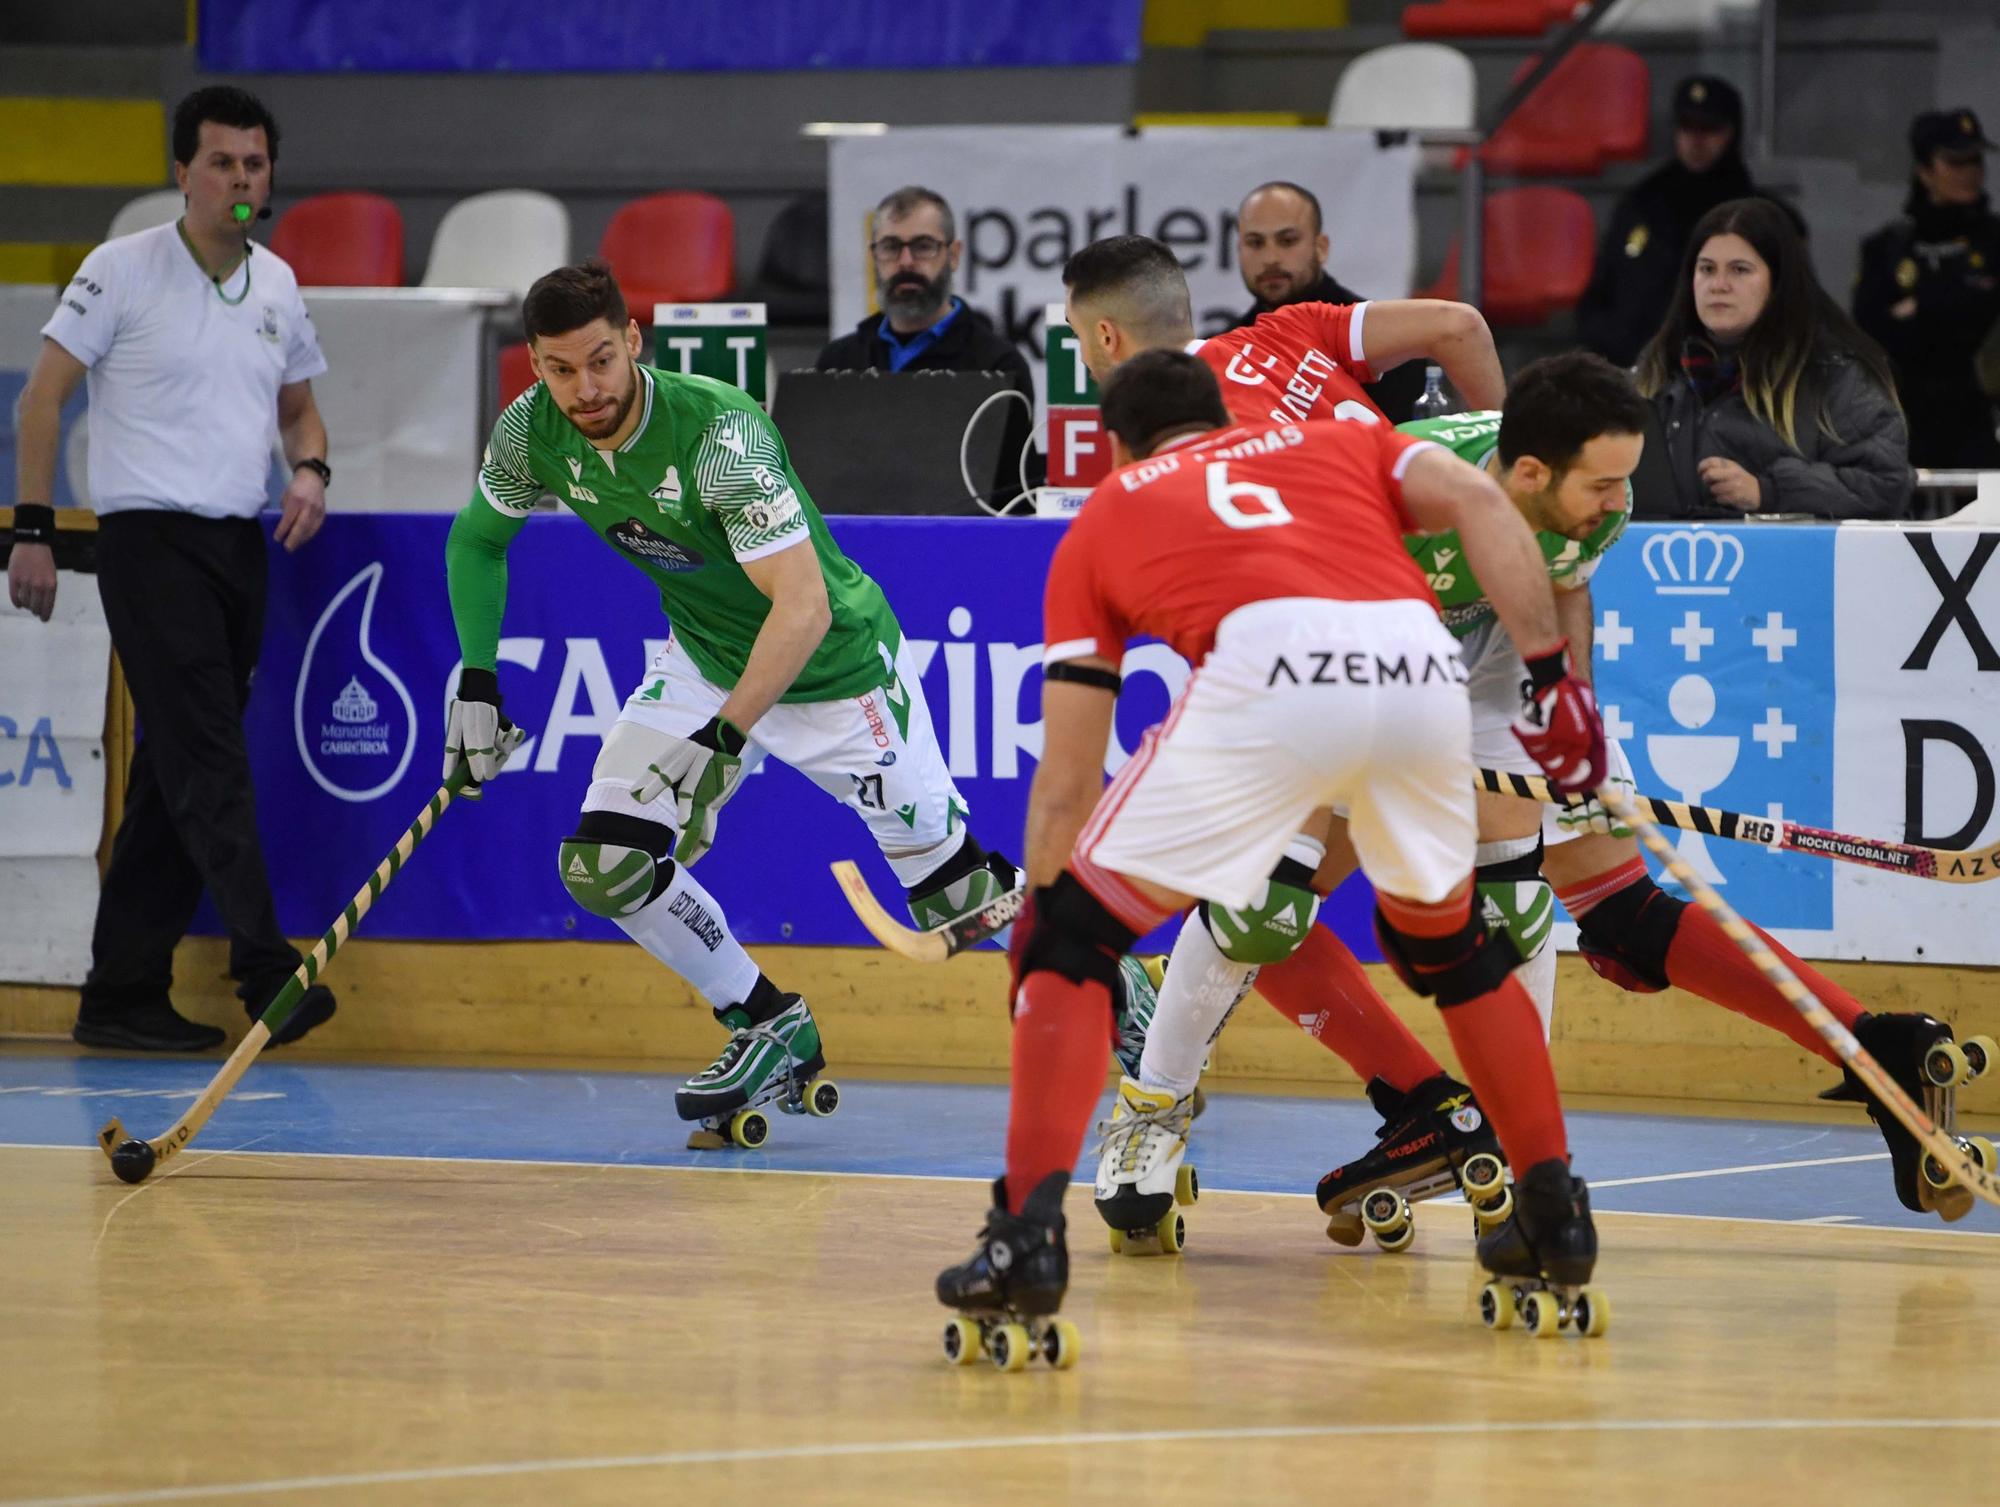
448, 364, 967, 860
1398, 409, 1634, 852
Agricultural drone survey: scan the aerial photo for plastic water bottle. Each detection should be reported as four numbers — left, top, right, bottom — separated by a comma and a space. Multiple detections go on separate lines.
1411, 364, 1453, 421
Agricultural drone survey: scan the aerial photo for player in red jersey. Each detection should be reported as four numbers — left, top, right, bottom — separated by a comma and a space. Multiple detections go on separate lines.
934, 351, 1609, 1362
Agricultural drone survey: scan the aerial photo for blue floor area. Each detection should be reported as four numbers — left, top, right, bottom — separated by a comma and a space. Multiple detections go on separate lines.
4, 1050, 1995, 1235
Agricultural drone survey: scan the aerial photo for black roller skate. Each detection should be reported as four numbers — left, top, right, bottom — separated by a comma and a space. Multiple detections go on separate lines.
1471, 1157, 1608, 1339
935, 1171, 1079, 1372
1819, 1012, 1997, 1221
1315, 1074, 1504, 1251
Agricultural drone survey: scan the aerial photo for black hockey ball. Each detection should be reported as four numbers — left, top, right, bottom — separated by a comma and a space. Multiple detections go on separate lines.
109, 1140, 157, 1185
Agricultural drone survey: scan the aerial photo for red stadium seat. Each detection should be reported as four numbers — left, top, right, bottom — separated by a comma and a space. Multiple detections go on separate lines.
1475, 43, 1651, 175
270, 192, 405, 286
598, 192, 735, 325
1403, 0, 1572, 40
498, 341, 538, 408
1419, 186, 1596, 326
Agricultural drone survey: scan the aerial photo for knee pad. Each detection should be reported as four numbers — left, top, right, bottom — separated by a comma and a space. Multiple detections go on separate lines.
1019, 870, 1138, 994
1574, 872, 1688, 994
1475, 832, 1553, 964
1200, 853, 1321, 965
1374, 900, 1522, 1008
558, 810, 675, 919
907, 833, 1020, 927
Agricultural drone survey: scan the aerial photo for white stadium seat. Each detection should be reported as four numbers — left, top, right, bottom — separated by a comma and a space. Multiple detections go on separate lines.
420, 189, 572, 300
1329, 42, 1477, 134
106, 189, 185, 241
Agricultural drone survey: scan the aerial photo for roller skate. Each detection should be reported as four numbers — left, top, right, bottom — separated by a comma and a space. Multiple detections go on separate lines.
1819, 1011, 1996, 1220
1315, 1074, 1503, 1251
936, 1171, 1080, 1372
1112, 954, 1212, 1120
1093, 1076, 1199, 1256
1470, 1157, 1608, 1339
677, 992, 839, 1150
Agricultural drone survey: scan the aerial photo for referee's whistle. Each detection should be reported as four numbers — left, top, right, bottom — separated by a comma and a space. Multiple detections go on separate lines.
232, 203, 253, 224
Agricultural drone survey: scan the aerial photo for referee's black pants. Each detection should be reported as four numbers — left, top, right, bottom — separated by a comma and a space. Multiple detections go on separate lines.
82, 512, 299, 1017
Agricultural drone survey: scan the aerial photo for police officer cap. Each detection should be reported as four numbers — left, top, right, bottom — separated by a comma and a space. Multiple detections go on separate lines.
1673, 76, 1742, 132
1911, 109, 1997, 163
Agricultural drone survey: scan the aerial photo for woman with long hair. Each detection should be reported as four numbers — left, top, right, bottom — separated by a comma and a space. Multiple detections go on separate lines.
1635, 196, 1911, 519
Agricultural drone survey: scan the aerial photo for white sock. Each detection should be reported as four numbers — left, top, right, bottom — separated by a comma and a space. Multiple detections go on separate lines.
1519, 935, 1557, 1041
1138, 913, 1259, 1098
616, 860, 761, 1010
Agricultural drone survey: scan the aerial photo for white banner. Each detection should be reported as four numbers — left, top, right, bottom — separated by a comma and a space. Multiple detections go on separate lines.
1832, 524, 2000, 964
829, 126, 1419, 410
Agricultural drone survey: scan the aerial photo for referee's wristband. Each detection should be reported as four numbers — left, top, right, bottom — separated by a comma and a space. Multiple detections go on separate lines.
293, 457, 332, 488
10, 504, 56, 546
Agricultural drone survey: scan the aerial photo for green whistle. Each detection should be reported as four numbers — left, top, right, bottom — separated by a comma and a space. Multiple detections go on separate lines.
232, 203, 252, 224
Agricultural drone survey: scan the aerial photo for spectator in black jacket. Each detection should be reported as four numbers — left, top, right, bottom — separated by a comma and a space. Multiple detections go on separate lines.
1228, 180, 1423, 419
1853, 109, 2000, 469
816, 185, 1031, 391
1636, 197, 1910, 520
1579, 77, 1760, 370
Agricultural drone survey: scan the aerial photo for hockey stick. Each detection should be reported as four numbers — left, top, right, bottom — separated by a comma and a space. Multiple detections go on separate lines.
1598, 782, 2000, 1211
95, 763, 477, 1184
1478, 767, 2000, 883
829, 860, 1026, 963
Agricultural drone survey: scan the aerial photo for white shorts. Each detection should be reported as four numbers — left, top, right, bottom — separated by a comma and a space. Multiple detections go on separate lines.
1462, 618, 1633, 846
584, 635, 966, 855
1076, 597, 1477, 911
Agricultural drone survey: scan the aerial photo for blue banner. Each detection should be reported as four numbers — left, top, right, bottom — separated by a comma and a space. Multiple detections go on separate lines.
200, 516, 1839, 962
199, 0, 1143, 72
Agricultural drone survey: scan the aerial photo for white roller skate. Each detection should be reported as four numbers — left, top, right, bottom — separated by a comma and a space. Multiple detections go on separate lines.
1093, 1076, 1199, 1255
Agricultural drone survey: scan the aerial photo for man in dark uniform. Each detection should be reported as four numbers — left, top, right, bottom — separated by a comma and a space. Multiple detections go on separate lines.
1854, 109, 2000, 470
1228, 180, 1424, 420
1577, 77, 1760, 370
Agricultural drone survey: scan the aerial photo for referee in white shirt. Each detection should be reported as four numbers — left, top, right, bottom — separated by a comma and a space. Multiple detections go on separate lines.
7, 87, 337, 1051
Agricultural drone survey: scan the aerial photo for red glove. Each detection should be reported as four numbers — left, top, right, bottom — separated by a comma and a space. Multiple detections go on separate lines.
1511, 640, 1607, 796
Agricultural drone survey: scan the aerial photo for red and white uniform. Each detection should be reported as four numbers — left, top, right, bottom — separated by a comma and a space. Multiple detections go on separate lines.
1045, 418, 1476, 923
1194, 301, 1387, 430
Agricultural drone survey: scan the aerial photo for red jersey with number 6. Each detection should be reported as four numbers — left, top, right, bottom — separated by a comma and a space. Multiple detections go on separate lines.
1043, 420, 1441, 670
1195, 301, 1387, 429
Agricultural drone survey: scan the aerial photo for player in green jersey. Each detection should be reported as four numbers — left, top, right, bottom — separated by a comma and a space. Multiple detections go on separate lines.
442, 262, 1015, 1147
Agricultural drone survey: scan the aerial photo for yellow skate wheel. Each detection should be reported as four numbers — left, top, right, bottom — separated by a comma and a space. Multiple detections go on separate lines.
1360, 1187, 1409, 1235
806, 1079, 840, 1118
728, 1108, 769, 1149
1474, 1186, 1514, 1229
1522, 1290, 1560, 1338
1923, 1151, 1955, 1192
1142, 955, 1166, 989
1042, 1318, 1081, 1370
942, 1317, 981, 1366
1108, 1227, 1126, 1255
1461, 1152, 1505, 1200
1925, 1039, 1971, 1090
1967, 1136, 1996, 1173
1374, 1219, 1415, 1254
1962, 1036, 1996, 1079
1155, 1209, 1186, 1255
1175, 1162, 1199, 1206
1573, 1287, 1611, 1338
989, 1322, 1030, 1373
1479, 1282, 1514, 1331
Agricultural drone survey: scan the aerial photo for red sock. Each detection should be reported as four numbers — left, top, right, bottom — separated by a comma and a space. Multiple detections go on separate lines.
1440, 975, 1570, 1172
1666, 905, 1862, 1066
1255, 925, 1445, 1092
1004, 972, 1114, 1213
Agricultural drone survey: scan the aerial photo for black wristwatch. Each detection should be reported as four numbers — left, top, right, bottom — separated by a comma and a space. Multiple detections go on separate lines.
293, 457, 332, 487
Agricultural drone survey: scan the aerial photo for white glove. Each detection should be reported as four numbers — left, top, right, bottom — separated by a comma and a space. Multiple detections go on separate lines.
1554, 737, 1637, 837
443, 669, 526, 798
631, 716, 751, 865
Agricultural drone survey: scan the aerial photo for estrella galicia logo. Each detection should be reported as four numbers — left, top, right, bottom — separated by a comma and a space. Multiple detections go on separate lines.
294, 563, 417, 803
608, 518, 705, 572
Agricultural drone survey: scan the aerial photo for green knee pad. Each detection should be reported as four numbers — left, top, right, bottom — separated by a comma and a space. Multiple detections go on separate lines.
1477, 876, 1554, 965
1202, 863, 1321, 965
558, 836, 664, 918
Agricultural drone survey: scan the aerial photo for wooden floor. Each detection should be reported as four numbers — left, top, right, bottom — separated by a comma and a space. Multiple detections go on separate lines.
4, 1145, 1994, 1507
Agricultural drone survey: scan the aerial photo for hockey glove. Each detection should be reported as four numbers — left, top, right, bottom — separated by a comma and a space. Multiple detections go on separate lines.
631, 715, 750, 866
1554, 737, 1636, 838
443, 668, 527, 798
1511, 640, 1607, 797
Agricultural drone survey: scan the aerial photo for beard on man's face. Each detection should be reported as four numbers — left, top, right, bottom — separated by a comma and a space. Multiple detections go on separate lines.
883, 266, 950, 321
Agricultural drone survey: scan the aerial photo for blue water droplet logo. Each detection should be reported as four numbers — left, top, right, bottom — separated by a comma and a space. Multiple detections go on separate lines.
293, 563, 416, 802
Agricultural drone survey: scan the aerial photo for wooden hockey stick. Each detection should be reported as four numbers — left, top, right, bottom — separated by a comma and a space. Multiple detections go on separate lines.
1598, 782, 2000, 1211
830, 860, 1026, 963
95, 764, 477, 1184
1478, 767, 2000, 883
